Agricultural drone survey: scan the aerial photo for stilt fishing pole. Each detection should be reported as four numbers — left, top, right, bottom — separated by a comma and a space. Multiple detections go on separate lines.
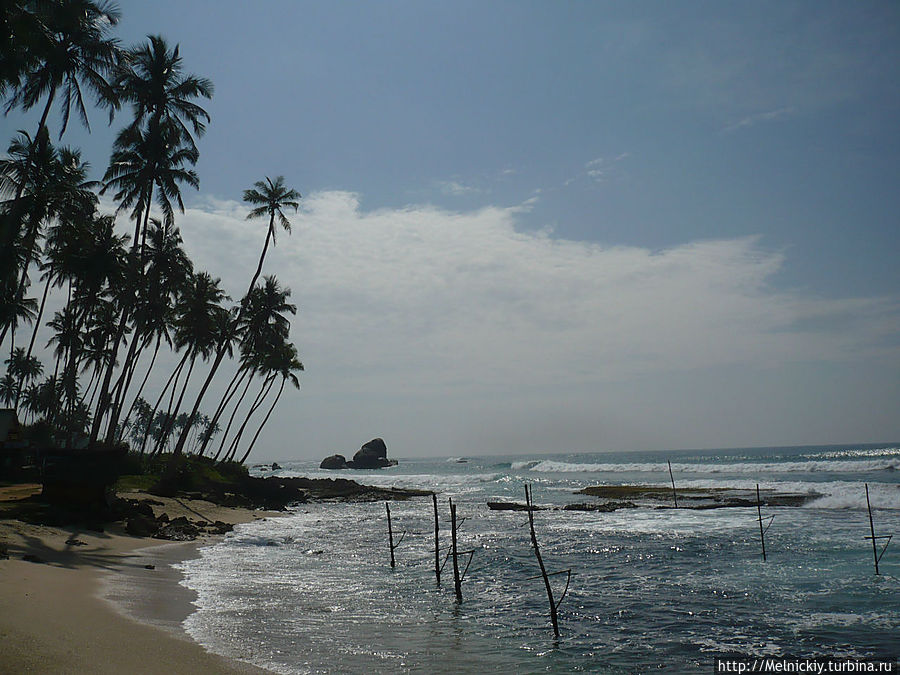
432, 493, 441, 585
864, 483, 892, 576
525, 484, 574, 638
756, 484, 774, 561
668, 460, 678, 508
385, 502, 405, 569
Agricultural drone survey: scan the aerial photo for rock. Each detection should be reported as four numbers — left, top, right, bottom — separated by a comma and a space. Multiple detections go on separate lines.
320, 454, 348, 470
564, 501, 637, 512
271, 462, 282, 470
126, 514, 159, 537
155, 517, 200, 541
487, 501, 540, 511
347, 438, 393, 469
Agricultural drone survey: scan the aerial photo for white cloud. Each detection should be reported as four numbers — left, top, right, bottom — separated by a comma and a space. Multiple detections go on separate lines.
178, 192, 899, 395
722, 106, 796, 133
64, 192, 897, 457
434, 179, 485, 196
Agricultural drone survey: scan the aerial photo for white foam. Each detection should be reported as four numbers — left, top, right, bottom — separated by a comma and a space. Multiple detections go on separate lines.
518, 458, 900, 475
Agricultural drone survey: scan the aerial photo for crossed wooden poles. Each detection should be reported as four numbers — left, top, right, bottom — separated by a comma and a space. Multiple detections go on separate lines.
385, 486, 574, 636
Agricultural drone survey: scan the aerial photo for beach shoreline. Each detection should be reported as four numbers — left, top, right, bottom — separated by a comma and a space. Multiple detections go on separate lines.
0, 494, 275, 674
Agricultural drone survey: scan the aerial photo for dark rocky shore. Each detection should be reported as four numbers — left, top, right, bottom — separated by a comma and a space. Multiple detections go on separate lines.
487, 484, 822, 514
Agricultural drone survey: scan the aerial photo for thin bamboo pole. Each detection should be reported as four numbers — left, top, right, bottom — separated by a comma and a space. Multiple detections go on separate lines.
866, 484, 880, 576
668, 460, 678, 508
450, 498, 462, 602
756, 484, 767, 562
386, 502, 396, 569
433, 493, 441, 586
526, 484, 559, 638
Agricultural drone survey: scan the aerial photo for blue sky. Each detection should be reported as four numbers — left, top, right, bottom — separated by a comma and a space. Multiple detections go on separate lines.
5, 1, 900, 458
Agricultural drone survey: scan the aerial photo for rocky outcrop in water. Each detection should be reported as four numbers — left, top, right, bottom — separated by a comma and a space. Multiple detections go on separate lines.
320, 438, 398, 470
320, 454, 348, 470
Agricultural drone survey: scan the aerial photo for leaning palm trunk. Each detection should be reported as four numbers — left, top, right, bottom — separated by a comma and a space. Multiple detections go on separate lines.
94, 195, 153, 445
198, 365, 248, 457
153, 355, 196, 456
16, 273, 53, 407
239, 376, 286, 464
118, 334, 162, 441
224, 375, 274, 463
213, 368, 256, 462
139, 349, 189, 454
152, 353, 192, 455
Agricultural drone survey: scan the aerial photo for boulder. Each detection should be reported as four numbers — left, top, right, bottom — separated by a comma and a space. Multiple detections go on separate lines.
320, 454, 348, 470
347, 438, 392, 469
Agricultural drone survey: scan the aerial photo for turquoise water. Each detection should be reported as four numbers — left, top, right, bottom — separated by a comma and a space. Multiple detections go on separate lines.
176, 445, 899, 673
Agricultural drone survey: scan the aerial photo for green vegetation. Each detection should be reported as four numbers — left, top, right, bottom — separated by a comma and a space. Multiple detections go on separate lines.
1, 1, 303, 465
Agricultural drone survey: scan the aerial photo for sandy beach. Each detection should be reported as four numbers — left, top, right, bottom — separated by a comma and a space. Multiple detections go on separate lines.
0, 490, 274, 674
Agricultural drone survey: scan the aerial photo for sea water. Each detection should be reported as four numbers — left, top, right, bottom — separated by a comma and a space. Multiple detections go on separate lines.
174, 445, 899, 673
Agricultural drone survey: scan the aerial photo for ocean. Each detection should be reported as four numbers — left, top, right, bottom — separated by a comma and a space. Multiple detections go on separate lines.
173, 444, 899, 673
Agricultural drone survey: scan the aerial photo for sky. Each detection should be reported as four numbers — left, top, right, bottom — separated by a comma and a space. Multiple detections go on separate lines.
5, 1, 900, 460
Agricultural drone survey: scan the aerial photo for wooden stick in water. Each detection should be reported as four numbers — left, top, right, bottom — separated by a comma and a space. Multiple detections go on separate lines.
756, 483, 767, 562
432, 493, 441, 586
866, 483, 880, 576
450, 498, 462, 602
668, 460, 678, 508
526, 484, 559, 638
386, 502, 395, 568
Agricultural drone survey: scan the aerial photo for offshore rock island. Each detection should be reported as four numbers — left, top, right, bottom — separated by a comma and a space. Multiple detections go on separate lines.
319, 437, 399, 470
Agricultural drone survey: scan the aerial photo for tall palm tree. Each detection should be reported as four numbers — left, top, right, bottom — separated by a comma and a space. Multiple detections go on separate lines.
4, 0, 121, 139
218, 277, 296, 462
0, 2, 41, 100
241, 176, 301, 297
115, 218, 192, 439
94, 122, 201, 445
111, 34, 213, 152
238, 342, 302, 464
205, 276, 294, 459
0, 133, 98, 349
172, 176, 300, 456
149, 271, 228, 456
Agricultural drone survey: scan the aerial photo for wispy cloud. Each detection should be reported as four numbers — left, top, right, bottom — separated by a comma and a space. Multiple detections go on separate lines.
722, 106, 796, 133
434, 179, 486, 196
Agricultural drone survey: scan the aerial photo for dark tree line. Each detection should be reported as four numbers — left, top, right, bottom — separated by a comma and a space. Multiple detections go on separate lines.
1, 1, 303, 463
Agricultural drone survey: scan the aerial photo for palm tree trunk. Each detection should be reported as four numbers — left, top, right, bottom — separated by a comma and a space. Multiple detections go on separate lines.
198, 365, 246, 457
239, 376, 285, 464
225, 375, 274, 463
213, 368, 256, 462
140, 349, 189, 454
247, 217, 274, 301
172, 210, 277, 458
152, 352, 190, 455
16, 273, 53, 407
119, 334, 162, 441
164, 354, 197, 457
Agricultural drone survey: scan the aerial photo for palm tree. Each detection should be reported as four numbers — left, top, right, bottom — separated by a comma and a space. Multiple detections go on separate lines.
111, 34, 213, 152
238, 342, 302, 464
219, 278, 296, 462
149, 271, 228, 456
0, 2, 41, 100
206, 276, 295, 460
0, 372, 17, 406
0, 133, 98, 350
241, 176, 301, 297
4, 0, 121, 139
115, 218, 192, 439
94, 122, 202, 445
172, 176, 301, 457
